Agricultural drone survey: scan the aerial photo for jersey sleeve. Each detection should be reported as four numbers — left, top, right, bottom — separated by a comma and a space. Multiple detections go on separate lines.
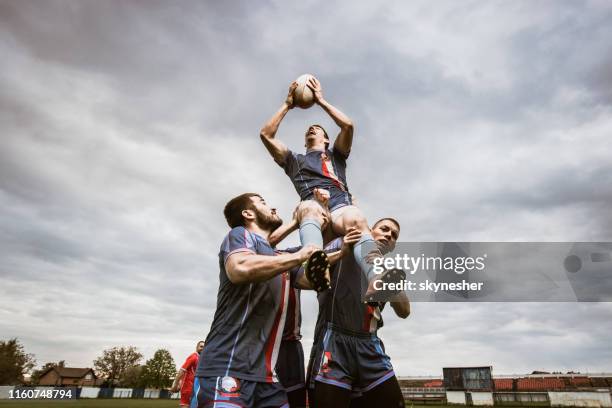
221, 227, 256, 264
181, 353, 199, 371
331, 146, 349, 161
280, 149, 297, 177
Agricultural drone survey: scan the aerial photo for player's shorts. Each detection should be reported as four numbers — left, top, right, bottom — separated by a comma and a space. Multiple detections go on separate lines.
196, 376, 288, 408
328, 192, 352, 213
180, 384, 193, 406
311, 323, 396, 393
276, 339, 305, 393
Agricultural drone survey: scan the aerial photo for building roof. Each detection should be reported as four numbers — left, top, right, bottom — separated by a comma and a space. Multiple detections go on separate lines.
494, 378, 513, 390
41, 367, 96, 379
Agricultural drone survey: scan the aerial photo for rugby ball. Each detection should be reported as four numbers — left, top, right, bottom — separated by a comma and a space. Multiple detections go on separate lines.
293, 74, 315, 109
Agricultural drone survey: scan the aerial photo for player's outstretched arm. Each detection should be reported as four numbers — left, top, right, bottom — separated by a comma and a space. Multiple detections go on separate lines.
390, 291, 411, 318
260, 82, 297, 164
327, 227, 362, 265
170, 369, 185, 393
307, 76, 354, 157
268, 218, 299, 248
226, 245, 316, 284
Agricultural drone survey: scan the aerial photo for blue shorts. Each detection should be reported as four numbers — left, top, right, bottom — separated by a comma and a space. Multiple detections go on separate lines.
276, 340, 305, 393
310, 323, 396, 393
196, 376, 288, 408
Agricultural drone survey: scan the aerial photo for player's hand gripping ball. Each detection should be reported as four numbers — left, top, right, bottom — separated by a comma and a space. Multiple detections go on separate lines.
293, 74, 316, 109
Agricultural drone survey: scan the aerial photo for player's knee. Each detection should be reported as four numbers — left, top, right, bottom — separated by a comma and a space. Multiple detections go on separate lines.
341, 208, 369, 232
296, 200, 325, 223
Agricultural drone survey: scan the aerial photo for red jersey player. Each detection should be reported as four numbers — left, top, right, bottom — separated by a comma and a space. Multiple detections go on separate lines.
171, 340, 205, 407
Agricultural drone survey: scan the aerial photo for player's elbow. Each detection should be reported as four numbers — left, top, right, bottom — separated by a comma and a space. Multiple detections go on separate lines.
397, 309, 410, 319
260, 129, 273, 141
226, 264, 251, 284
342, 121, 354, 132
394, 305, 410, 319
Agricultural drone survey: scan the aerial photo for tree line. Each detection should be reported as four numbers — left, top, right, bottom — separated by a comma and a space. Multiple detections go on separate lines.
1, 338, 177, 388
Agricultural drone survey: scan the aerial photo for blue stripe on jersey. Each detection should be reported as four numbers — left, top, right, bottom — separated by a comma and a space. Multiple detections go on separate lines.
225, 284, 253, 376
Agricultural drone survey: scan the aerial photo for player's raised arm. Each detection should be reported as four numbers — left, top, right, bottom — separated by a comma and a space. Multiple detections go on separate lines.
308, 76, 354, 157
260, 82, 297, 165
225, 245, 316, 284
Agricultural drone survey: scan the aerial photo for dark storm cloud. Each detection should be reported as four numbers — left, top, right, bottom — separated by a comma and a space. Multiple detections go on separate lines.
1, 0, 611, 374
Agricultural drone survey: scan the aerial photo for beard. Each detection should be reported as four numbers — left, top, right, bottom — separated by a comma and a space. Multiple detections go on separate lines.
255, 208, 283, 232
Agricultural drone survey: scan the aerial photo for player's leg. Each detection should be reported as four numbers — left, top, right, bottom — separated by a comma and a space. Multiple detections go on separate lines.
314, 382, 351, 408
287, 387, 307, 408
253, 382, 290, 408
359, 376, 404, 408
295, 200, 332, 291
295, 200, 329, 249
354, 336, 403, 408
276, 340, 307, 408
331, 206, 380, 282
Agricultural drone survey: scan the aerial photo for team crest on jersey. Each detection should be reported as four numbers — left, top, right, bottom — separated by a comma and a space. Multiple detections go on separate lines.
217, 376, 241, 397
321, 351, 332, 374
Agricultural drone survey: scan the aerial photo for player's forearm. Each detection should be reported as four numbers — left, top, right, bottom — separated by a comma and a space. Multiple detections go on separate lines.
268, 219, 299, 248
260, 103, 291, 139
317, 98, 353, 130
390, 291, 411, 318
293, 267, 313, 290
228, 252, 306, 284
326, 249, 344, 265
171, 370, 184, 391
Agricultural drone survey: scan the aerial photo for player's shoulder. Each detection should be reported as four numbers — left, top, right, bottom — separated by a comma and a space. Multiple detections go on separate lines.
220, 226, 255, 251
329, 146, 349, 160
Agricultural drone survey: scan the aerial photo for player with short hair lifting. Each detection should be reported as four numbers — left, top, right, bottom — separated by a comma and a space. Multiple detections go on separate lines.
308, 217, 410, 408
196, 193, 357, 408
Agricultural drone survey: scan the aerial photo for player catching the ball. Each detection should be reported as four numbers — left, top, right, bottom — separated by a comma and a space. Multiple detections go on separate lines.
260, 76, 398, 296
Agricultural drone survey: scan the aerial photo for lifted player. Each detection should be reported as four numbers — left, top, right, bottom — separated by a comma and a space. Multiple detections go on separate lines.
306, 218, 410, 408
260, 77, 388, 290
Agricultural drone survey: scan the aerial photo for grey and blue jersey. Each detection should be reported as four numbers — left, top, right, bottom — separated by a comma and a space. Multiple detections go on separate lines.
280, 148, 352, 211
315, 238, 384, 336
197, 227, 293, 383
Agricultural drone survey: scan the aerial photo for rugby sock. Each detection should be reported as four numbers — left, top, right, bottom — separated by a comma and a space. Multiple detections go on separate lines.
353, 233, 382, 282
299, 219, 323, 249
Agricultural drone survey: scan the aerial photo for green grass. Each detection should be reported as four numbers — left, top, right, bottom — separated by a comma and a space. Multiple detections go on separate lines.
0, 400, 177, 408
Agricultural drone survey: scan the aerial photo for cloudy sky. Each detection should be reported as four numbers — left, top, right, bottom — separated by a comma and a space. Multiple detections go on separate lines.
1, 0, 612, 377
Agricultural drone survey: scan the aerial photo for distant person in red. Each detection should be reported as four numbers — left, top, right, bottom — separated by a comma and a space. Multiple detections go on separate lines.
171, 340, 205, 407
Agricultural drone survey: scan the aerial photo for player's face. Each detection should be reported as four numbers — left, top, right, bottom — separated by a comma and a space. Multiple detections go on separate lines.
371, 220, 400, 253
251, 196, 282, 231
304, 125, 328, 149
196, 342, 205, 353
